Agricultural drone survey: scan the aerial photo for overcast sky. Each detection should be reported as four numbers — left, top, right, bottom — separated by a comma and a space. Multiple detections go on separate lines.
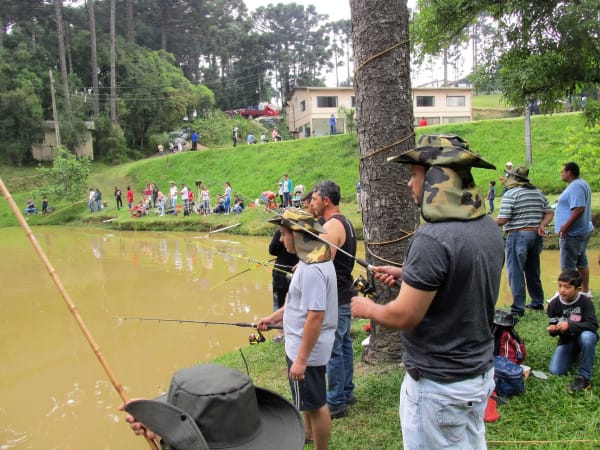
244, 0, 351, 22
242, 0, 466, 87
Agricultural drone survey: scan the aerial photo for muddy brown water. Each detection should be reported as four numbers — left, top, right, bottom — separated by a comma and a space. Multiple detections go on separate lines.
0, 226, 595, 449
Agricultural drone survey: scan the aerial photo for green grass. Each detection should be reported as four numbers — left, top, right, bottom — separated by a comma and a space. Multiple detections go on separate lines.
0, 112, 597, 233
3, 114, 600, 447
215, 313, 600, 449
472, 93, 510, 110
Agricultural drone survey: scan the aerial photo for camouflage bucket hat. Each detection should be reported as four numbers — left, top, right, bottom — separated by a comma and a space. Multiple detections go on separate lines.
266, 208, 327, 234
267, 208, 330, 264
422, 166, 487, 222
388, 134, 496, 170
504, 164, 531, 189
388, 134, 492, 222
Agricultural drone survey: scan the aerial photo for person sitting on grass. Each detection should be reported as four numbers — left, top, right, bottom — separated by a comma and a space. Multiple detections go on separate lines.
547, 269, 598, 392
24, 199, 38, 215
131, 200, 147, 218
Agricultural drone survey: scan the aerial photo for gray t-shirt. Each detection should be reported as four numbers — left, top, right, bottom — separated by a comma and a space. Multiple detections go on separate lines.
283, 260, 338, 366
401, 215, 505, 383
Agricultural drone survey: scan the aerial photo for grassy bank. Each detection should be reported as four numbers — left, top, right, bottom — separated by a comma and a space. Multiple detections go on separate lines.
2, 112, 598, 231
215, 312, 600, 449
2, 113, 600, 448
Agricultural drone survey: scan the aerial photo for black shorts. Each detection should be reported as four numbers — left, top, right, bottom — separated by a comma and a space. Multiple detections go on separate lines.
286, 356, 327, 411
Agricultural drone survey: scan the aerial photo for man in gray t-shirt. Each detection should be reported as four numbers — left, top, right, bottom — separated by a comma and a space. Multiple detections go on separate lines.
352, 134, 505, 450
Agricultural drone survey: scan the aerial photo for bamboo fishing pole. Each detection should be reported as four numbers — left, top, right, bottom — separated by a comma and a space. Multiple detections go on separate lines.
0, 178, 159, 450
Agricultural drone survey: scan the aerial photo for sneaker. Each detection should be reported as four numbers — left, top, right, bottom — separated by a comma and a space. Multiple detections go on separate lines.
329, 404, 348, 419
526, 303, 544, 311
272, 335, 285, 343
569, 376, 591, 392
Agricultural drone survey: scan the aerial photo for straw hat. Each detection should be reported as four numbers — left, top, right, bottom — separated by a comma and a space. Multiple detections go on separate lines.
125, 364, 304, 450
267, 208, 330, 263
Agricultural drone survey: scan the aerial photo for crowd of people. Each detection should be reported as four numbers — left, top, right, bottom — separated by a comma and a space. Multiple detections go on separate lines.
120, 134, 598, 450
112, 180, 249, 217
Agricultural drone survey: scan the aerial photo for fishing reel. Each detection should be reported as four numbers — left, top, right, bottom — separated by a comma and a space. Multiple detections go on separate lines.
354, 275, 379, 300
248, 328, 266, 345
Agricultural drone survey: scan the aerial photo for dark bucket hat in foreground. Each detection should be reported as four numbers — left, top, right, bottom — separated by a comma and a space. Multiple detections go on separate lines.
125, 364, 305, 450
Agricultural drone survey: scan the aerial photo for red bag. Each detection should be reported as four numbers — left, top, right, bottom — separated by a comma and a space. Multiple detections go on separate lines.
493, 326, 527, 365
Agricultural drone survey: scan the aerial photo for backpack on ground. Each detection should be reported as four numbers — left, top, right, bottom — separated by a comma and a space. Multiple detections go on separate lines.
494, 355, 525, 398
492, 310, 527, 365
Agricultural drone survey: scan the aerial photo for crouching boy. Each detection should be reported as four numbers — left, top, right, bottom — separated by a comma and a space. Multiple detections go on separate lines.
547, 269, 598, 392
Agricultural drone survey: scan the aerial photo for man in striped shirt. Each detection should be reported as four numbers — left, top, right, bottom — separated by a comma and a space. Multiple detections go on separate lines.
496, 165, 554, 316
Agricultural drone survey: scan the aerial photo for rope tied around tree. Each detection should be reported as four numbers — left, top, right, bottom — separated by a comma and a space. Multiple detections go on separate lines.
353, 38, 419, 268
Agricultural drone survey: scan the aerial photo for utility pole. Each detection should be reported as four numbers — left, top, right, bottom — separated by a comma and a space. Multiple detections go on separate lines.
49, 70, 61, 147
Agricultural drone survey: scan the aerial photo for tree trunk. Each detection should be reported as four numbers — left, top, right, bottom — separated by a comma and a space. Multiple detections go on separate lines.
110, 0, 117, 125
350, 0, 419, 364
524, 105, 532, 164
54, 0, 70, 111
87, 0, 100, 117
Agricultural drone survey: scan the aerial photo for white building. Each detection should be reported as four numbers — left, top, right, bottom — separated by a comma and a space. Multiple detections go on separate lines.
285, 86, 472, 138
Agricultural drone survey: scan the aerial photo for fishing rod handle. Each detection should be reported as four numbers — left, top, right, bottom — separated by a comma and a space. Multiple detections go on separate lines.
251, 323, 283, 330
355, 258, 402, 288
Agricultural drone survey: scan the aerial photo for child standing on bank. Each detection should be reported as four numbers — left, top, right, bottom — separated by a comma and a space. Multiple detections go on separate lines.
547, 269, 598, 392
487, 180, 496, 214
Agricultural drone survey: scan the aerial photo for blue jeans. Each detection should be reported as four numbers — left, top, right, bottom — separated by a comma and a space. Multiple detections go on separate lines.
505, 231, 544, 313
400, 368, 494, 450
326, 303, 354, 408
549, 331, 598, 380
559, 232, 592, 270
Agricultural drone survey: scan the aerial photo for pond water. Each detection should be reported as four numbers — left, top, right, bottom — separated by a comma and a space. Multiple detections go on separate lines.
0, 226, 595, 449
1, 227, 282, 449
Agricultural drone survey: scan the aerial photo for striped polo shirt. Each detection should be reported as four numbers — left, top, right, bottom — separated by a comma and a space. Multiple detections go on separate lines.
497, 186, 552, 232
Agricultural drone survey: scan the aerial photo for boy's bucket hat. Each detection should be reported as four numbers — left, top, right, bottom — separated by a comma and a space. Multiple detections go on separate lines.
267, 208, 330, 263
267, 207, 326, 235
125, 364, 304, 450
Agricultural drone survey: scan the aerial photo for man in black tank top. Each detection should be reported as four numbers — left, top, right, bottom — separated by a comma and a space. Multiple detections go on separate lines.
311, 180, 357, 419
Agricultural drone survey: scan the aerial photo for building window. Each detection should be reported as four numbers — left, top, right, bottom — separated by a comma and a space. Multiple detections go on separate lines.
446, 96, 466, 107
416, 96, 435, 107
300, 100, 306, 112
351, 96, 356, 107
317, 96, 338, 108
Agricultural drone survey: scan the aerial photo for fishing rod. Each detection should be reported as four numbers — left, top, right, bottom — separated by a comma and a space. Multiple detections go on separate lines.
114, 317, 283, 344
201, 244, 293, 286
210, 257, 284, 290
192, 222, 241, 239
0, 178, 160, 450
279, 215, 401, 287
